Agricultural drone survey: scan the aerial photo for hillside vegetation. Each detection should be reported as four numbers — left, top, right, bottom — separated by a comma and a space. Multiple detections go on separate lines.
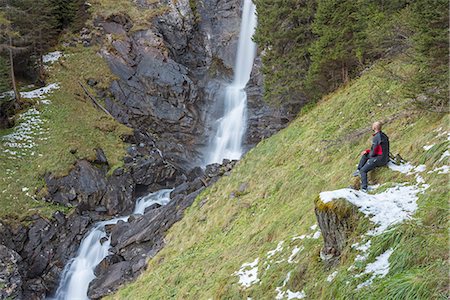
0, 45, 131, 220
109, 56, 448, 299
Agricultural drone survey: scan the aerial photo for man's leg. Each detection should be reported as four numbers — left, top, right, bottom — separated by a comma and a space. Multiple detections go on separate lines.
357, 154, 369, 170
360, 158, 379, 190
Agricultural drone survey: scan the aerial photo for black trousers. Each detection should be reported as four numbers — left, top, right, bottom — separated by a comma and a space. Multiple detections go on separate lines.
358, 154, 385, 189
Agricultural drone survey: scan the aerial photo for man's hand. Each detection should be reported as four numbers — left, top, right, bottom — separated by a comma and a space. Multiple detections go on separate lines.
360, 150, 367, 156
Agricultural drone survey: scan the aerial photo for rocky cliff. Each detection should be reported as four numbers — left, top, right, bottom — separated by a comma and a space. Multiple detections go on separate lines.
97, 0, 295, 168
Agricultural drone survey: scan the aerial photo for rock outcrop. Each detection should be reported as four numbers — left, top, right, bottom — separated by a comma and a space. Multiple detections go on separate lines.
96, 0, 299, 168
0, 213, 93, 299
45, 147, 181, 216
315, 197, 360, 264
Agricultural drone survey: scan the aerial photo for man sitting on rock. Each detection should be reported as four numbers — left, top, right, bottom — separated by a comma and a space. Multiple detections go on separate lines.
352, 121, 390, 192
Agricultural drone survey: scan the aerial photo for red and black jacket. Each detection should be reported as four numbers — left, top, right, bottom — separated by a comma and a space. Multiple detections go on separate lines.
364, 131, 390, 165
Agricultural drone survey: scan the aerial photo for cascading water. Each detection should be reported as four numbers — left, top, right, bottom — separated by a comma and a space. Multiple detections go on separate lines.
48, 189, 172, 300
206, 0, 257, 164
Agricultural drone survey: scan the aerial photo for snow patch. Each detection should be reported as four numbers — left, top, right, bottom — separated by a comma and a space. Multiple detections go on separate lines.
287, 246, 303, 263
20, 83, 59, 99
234, 258, 260, 288
275, 272, 306, 299
311, 231, 321, 239
267, 241, 284, 258
43, 51, 63, 64
387, 161, 415, 174
310, 224, 318, 231
428, 165, 449, 174
291, 235, 307, 241
438, 150, 449, 163
320, 183, 427, 236
423, 144, 435, 151
327, 271, 338, 282
356, 248, 394, 289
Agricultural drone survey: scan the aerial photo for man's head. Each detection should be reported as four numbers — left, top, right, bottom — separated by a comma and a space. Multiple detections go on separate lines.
372, 121, 382, 132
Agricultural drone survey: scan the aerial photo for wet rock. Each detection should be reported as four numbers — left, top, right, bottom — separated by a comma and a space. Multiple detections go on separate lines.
143, 203, 162, 214
0, 245, 22, 300
88, 261, 132, 300
94, 254, 125, 277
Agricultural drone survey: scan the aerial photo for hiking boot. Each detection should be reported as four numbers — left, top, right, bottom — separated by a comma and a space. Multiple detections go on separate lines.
352, 170, 360, 177
361, 188, 368, 193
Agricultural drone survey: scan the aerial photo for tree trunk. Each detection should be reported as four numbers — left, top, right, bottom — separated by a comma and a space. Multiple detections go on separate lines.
8, 35, 21, 103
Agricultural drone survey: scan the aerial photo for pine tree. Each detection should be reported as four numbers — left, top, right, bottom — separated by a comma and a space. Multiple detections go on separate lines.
408, 0, 449, 111
307, 0, 368, 97
253, 0, 316, 106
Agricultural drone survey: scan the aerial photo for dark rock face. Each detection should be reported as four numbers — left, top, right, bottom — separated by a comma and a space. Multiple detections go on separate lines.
45, 147, 182, 216
0, 213, 93, 299
87, 160, 237, 299
0, 245, 22, 300
315, 199, 360, 265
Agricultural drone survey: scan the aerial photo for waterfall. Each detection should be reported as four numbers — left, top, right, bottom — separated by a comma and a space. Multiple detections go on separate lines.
206, 0, 257, 164
48, 189, 172, 300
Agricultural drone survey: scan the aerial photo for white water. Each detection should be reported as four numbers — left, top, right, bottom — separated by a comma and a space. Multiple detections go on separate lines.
207, 0, 257, 164
49, 189, 172, 300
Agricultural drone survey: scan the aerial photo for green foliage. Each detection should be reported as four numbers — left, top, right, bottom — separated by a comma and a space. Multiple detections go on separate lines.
253, 0, 316, 107
255, 0, 448, 108
407, 0, 449, 112
0, 56, 10, 93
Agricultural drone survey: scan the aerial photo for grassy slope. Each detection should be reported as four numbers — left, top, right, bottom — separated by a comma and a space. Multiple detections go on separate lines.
110, 57, 448, 299
0, 45, 131, 220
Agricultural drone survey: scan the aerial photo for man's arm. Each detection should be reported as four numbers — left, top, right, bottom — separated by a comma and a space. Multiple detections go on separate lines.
369, 134, 382, 157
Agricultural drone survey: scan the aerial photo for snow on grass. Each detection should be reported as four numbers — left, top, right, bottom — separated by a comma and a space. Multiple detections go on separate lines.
20, 83, 60, 99
275, 272, 306, 299
423, 144, 435, 151
320, 162, 429, 236
234, 258, 260, 288
267, 241, 284, 258
1, 108, 47, 159
320, 184, 427, 236
291, 235, 307, 241
326, 271, 338, 282
287, 246, 304, 263
352, 240, 372, 262
355, 248, 394, 289
386, 161, 415, 174
428, 166, 449, 174
1, 83, 58, 159
311, 230, 321, 239
43, 51, 63, 64
438, 150, 449, 163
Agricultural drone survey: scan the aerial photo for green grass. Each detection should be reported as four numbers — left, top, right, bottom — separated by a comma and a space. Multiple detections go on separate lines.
0, 45, 132, 221
107, 56, 448, 299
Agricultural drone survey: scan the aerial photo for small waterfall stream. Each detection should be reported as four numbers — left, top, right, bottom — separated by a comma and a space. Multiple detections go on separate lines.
48, 190, 172, 300
207, 0, 257, 164
49, 1, 258, 298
